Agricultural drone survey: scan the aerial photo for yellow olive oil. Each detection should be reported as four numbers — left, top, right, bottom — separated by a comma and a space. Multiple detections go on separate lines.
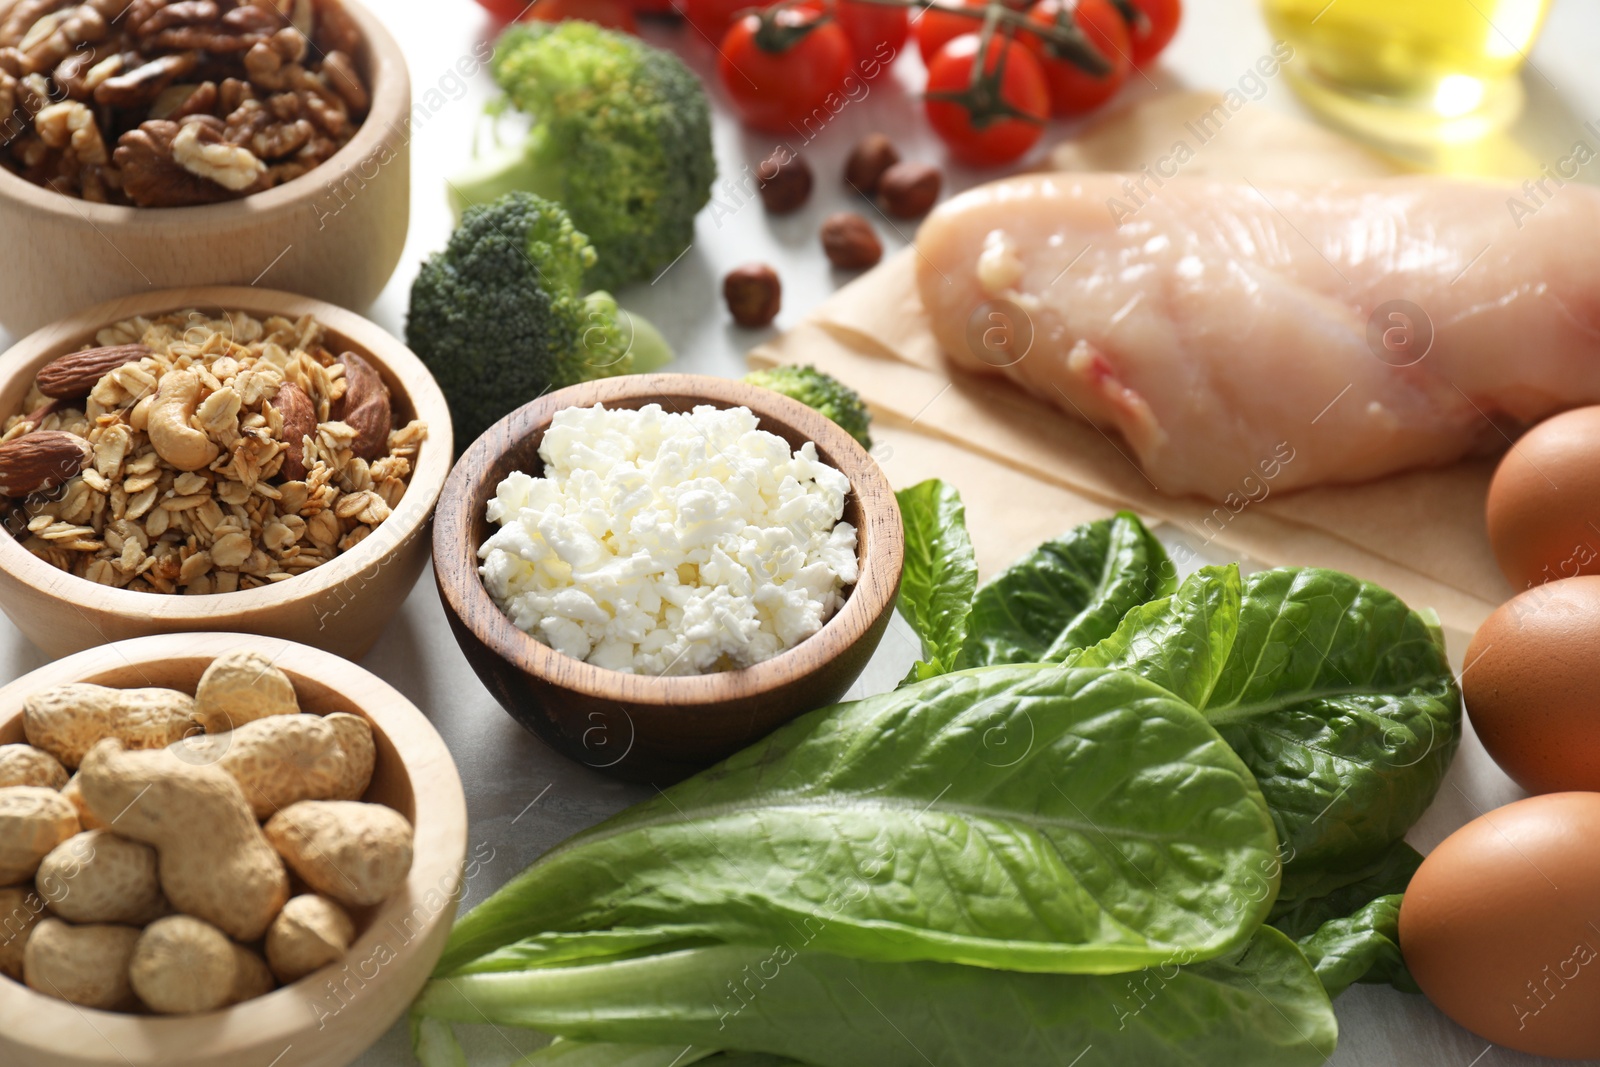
1262, 0, 1551, 142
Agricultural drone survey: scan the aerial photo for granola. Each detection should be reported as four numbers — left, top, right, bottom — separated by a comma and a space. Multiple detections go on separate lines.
0, 0, 369, 206
1, 309, 426, 594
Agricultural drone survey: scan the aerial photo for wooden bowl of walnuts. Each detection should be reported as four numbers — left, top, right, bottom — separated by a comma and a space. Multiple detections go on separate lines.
0, 0, 411, 336
0, 285, 452, 659
0, 631, 467, 1067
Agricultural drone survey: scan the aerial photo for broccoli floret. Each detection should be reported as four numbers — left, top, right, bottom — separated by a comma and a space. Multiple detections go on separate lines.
744, 365, 874, 450
406, 192, 673, 452
451, 21, 716, 293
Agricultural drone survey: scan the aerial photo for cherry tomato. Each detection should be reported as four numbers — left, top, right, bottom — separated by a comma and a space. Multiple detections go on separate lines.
834, 0, 908, 76
1118, 0, 1179, 65
915, 0, 987, 64
632, 0, 675, 13
924, 33, 1049, 166
474, 0, 533, 21
720, 7, 855, 134
523, 0, 639, 32
680, 0, 777, 41
1021, 0, 1129, 115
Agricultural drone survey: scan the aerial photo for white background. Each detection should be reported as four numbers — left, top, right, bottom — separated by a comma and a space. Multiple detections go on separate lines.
6, 0, 1600, 1063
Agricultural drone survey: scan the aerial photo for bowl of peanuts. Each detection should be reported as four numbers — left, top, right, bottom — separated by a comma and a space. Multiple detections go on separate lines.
0, 631, 469, 1067
0, 0, 411, 336
0, 285, 451, 659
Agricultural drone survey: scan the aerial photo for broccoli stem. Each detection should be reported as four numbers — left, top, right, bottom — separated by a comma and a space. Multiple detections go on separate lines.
618, 308, 675, 373
448, 132, 563, 218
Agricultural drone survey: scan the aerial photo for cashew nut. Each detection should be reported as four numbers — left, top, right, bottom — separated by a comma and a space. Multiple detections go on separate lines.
193, 650, 299, 732
146, 369, 220, 471
171, 713, 344, 819
0, 787, 79, 886
0, 885, 46, 980
77, 740, 288, 942
0, 744, 67, 790
23, 683, 199, 769
264, 800, 413, 908
36, 830, 167, 926
266, 893, 354, 983
129, 915, 237, 1015
24, 918, 141, 1010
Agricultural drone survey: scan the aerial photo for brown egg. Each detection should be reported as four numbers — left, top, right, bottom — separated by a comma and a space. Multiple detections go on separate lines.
1464, 576, 1600, 793
1401, 793, 1600, 1059
1486, 406, 1600, 590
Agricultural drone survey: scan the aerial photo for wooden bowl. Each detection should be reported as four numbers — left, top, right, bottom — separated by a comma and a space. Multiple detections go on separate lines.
0, 0, 410, 337
0, 631, 467, 1067
0, 286, 453, 660
433, 373, 904, 784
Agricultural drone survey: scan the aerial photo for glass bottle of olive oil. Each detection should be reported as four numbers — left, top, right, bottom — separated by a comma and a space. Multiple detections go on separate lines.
1262, 0, 1552, 144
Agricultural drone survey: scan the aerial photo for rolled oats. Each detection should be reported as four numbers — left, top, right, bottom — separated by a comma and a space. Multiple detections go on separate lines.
2, 309, 426, 595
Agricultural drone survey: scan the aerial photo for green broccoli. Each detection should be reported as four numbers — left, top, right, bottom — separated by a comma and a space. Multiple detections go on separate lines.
744, 365, 874, 450
406, 192, 672, 452
451, 21, 716, 293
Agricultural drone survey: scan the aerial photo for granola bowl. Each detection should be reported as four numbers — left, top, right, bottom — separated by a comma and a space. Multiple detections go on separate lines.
0, 0, 410, 337
0, 285, 451, 659
0, 631, 468, 1067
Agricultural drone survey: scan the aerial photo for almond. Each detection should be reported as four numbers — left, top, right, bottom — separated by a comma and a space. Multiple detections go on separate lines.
35, 345, 152, 399
0, 431, 92, 497
333, 352, 391, 461
273, 382, 316, 482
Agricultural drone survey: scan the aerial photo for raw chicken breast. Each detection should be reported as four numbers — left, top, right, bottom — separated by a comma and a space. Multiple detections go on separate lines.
916, 173, 1600, 500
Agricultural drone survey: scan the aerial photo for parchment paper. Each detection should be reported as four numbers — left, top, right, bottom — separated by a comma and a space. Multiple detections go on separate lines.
750, 93, 1513, 644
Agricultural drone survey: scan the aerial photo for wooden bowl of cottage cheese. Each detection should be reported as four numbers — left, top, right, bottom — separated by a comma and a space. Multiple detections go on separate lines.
432, 373, 904, 783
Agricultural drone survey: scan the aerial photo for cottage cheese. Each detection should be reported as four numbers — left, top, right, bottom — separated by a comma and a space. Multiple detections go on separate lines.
479, 403, 860, 675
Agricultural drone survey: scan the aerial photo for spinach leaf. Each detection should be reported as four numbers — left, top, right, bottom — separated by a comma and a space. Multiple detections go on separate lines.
439, 666, 1279, 977
519, 1040, 721, 1066
1204, 569, 1460, 878
1270, 839, 1423, 940
892, 480, 978, 680
957, 512, 1176, 668
1069, 565, 1242, 707
417, 928, 1336, 1067
1295, 894, 1417, 999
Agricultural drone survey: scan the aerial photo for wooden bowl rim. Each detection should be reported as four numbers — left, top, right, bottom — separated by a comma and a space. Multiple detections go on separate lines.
0, 0, 409, 227
0, 285, 453, 623
434, 372, 905, 708
0, 631, 468, 1048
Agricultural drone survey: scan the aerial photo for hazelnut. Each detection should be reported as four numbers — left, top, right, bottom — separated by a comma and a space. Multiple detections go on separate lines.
878, 161, 942, 218
724, 264, 782, 328
820, 212, 883, 271
844, 133, 900, 196
757, 148, 813, 214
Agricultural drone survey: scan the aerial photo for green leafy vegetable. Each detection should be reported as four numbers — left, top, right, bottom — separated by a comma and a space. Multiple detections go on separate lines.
1067, 561, 1459, 883
1205, 569, 1460, 879
1070, 564, 1242, 707
1270, 839, 1424, 940
517, 1040, 720, 1066
957, 512, 1175, 668
438, 665, 1280, 977
892, 480, 977, 681
417, 928, 1336, 1067
1294, 894, 1416, 999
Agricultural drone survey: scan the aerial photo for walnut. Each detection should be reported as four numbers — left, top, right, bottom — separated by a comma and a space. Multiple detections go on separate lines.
171, 116, 264, 190
311, 0, 360, 57
220, 5, 284, 35
0, 47, 24, 76
148, 79, 215, 120
94, 52, 196, 108
242, 39, 292, 91
319, 49, 364, 115
34, 100, 106, 164
218, 75, 254, 113
113, 119, 239, 207
267, 26, 303, 63
133, 0, 218, 38
0, 0, 61, 51
20, 4, 109, 77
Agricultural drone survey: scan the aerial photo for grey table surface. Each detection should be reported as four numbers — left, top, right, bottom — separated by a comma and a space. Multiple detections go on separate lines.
5, 0, 1600, 1063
